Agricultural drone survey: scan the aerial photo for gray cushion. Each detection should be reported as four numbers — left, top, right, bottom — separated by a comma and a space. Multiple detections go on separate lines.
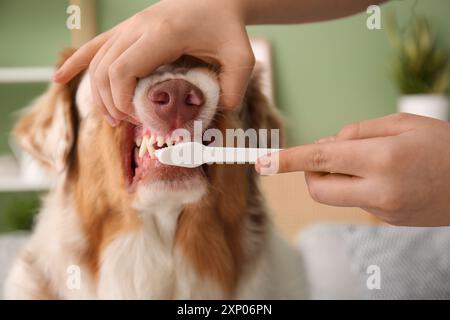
344, 225, 450, 300
297, 224, 363, 299
298, 224, 450, 300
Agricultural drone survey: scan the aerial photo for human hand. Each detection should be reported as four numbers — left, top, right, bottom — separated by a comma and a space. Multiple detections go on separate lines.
54, 0, 254, 126
256, 113, 450, 226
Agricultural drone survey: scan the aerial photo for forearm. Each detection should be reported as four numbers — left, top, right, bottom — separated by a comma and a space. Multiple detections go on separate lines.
236, 0, 388, 25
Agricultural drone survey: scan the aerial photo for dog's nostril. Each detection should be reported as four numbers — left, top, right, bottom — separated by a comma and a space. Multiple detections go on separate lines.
185, 91, 203, 107
148, 79, 204, 125
150, 90, 170, 105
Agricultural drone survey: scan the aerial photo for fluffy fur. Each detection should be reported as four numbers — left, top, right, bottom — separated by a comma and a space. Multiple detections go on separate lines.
4, 49, 305, 299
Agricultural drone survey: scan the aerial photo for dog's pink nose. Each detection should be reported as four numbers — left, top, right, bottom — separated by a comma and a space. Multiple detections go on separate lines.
148, 79, 204, 128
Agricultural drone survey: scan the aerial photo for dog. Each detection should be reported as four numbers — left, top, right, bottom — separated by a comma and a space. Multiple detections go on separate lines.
4, 49, 305, 299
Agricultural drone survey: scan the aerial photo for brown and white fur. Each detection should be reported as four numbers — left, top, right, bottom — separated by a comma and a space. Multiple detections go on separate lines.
4, 49, 305, 299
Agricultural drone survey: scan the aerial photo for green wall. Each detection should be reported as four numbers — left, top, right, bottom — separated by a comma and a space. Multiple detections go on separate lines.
0, 0, 70, 152
0, 0, 70, 67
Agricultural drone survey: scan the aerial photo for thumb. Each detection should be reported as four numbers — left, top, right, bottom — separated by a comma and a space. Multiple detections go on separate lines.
218, 44, 255, 110
54, 30, 112, 83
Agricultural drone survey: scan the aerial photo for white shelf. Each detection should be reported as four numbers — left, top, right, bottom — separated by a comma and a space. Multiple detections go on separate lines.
0, 155, 52, 192
0, 67, 54, 83
0, 177, 51, 193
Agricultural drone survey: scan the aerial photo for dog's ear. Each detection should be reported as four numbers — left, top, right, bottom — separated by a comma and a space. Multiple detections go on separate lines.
14, 49, 79, 173
240, 67, 285, 148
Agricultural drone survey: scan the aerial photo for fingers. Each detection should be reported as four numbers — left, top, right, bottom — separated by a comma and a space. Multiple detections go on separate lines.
54, 20, 142, 125
88, 38, 122, 124
267, 139, 377, 176
108, 35, 180, 119
89, 34, 140, 122
334, 113, 422, 141
54, 30, 112, 83
218, 39, 255, 110
304, 172, 372, 207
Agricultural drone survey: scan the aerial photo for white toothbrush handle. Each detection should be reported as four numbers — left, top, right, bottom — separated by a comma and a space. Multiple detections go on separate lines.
204, 147, 282, 164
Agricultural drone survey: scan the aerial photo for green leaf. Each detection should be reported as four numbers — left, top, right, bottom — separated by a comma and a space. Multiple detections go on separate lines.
386, 13, 449, 95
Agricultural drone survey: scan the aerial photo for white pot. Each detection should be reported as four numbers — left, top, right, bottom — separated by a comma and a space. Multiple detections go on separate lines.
398, 94, 449, 121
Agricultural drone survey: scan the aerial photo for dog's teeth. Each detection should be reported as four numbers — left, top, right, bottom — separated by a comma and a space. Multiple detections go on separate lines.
148, 134, 156, 146
166, 137, 174, 147
146, 138, 154, 152
147, 144, 155, 157
157, 135, 164, 147
136, 137, 142, 147
139, 136, 148, 158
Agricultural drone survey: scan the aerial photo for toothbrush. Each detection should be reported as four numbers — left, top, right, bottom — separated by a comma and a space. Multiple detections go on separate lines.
155, 142, 282, 168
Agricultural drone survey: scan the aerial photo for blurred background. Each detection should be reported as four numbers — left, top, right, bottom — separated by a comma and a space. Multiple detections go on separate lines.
0, 0, 449, 236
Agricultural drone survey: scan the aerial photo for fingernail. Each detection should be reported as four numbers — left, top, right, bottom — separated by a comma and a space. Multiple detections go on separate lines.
258, 154, 272, 167
106, 115, 120, 127
255, 154, 272, 175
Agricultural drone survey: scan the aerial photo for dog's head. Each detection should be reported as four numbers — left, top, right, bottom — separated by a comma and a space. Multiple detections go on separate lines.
14, 49, 283, 215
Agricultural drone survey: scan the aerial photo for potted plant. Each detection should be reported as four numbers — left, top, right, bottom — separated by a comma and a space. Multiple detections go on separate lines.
387, 13, 449, 120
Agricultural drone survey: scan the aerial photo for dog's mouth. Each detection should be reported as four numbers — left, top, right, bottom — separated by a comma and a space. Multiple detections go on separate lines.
121, 66, 220, 193
124, 124, 211, 192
